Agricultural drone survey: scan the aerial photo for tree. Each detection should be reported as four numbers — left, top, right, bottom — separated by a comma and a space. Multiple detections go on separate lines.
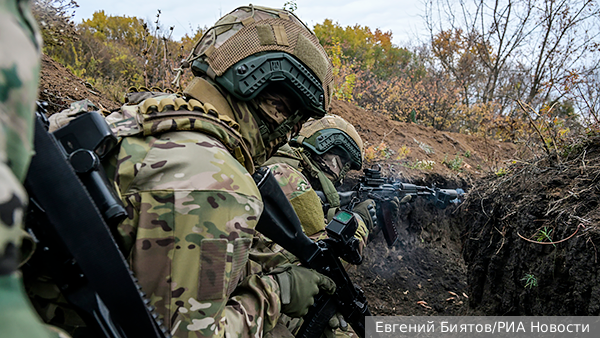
425, 0, 600, 140
426, 0, 600, 111
32, 0, 79, 49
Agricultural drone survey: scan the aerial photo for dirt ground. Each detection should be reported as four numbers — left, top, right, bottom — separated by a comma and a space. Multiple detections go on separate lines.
40, 54, 600, 318
459, 137, 600, 315
331, 99, 517, 316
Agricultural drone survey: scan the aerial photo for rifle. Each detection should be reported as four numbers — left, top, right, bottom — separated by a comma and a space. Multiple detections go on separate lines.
252, 167, 377, 338
317, 165, 464, 247
23, 103, 170, 338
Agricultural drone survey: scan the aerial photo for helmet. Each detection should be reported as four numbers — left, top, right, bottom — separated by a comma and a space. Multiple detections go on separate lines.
187, 5, 333, 120
293, 114, 363, 170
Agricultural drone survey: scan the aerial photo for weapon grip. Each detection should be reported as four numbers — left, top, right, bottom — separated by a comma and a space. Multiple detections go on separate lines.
378, 200, 399, 247
296, 294, 338, 338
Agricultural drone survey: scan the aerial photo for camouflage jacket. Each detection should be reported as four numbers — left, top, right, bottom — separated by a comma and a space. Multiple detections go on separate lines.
83, 86, 282, 338
0, 0, 41, 277
1, 0, 63, 337
253, 152, 366, 338
262, 145, 369, 252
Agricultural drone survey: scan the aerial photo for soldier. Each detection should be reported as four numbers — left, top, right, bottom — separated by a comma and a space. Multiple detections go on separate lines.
257, 115, 378, 338
100, 5, 337, 338
264, 114, 383, 246
0, 0, 62, 337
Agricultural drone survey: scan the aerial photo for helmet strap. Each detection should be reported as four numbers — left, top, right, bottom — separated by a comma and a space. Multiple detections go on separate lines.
333, 162, 352, 186
249, 105, 305, 145
266, 109, 305, 144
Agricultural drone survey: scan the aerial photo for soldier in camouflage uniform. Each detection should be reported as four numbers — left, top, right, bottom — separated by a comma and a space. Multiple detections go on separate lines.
256, 115, 375, 338
263, 115, 379, 245
101, 5, 337, 338
0, 0, 62, 337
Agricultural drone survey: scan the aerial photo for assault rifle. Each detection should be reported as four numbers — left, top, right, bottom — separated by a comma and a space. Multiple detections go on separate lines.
23, 103, 170, 338
317, 165, 464, 247
253, 167, 377, 338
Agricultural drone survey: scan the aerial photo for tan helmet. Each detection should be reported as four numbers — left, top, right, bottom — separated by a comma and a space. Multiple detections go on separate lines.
186, 5, 333, 119
293, 114, 364, 170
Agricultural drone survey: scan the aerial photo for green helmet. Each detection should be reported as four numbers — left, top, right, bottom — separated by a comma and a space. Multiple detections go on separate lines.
293, 114, 363, 170
187, 5, 333, 120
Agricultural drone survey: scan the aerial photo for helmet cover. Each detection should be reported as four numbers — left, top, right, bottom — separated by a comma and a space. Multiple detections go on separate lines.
188, 5, 333, 118
293, 114, 363, 170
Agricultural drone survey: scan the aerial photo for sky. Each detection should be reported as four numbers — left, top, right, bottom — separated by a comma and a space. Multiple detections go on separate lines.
72, 0, 429, 47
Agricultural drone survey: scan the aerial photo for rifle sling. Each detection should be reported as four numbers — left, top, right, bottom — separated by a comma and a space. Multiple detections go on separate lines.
24, 117, 166, 338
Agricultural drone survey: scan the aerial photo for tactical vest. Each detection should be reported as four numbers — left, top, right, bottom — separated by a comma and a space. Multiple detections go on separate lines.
107, 86, 255, 174
266, 144, 341, 220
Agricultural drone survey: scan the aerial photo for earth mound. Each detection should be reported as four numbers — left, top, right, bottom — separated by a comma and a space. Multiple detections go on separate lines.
39, 54, 120, 114
460, 137, 600, 315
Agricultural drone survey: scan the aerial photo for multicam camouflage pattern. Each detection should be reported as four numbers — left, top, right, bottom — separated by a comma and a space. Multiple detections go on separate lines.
106, 86, 287, 337
269, 162, 326, 236
261, 156, 368, 257
1, 0, 41, 264
188, 5, 334, 116
250, 160, 366, 338
1, 0, 63, 337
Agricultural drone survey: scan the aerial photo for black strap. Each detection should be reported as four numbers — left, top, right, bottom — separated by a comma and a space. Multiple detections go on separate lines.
24, 116, 168, 338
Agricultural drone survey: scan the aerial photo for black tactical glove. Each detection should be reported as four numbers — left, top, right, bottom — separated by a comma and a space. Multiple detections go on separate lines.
353, 199, 377, 232
269, 264, 336, 318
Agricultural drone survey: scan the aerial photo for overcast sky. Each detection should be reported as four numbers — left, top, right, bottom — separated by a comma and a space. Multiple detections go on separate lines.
73, 0, 429, 47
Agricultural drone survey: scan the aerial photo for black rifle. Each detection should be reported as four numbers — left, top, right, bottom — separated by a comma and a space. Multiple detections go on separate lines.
252, 167, 377, 338
317, 165, 464, 247
23, 103, 169, 338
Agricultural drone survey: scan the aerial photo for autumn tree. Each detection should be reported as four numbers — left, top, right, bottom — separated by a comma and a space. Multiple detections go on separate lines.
314, 19, 416, 79
32, 0, 79, 48
425, 0, 599, 140
39, 7, 205, 101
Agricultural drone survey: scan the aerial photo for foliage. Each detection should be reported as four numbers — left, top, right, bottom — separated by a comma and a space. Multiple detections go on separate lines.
395, 145, 410, 160
414, 139, 434, 154
327, 38, 358, 101
314, 19, 416, 79
364, 142, 394, 162
34, 2, 598, 148
283, 1, 297, 13
408, 160, 436, 170
33, 0, 79, 48
521, 274, 538, 288
442, 155, 463, 172
40, 7, 204, 102
494, 167, 508, 177
423, 0, 599, 143
536, 227, 556, 247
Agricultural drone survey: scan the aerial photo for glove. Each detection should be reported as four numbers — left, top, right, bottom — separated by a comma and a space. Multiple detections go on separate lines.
328, 312, 348, 331
390, 196, 402, 218
269, 264, 336, 318
322, 312, 349, 338
353, 199, 377, 232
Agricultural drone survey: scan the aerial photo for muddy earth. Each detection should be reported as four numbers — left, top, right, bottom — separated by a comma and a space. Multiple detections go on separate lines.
40, 54, 600, 317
